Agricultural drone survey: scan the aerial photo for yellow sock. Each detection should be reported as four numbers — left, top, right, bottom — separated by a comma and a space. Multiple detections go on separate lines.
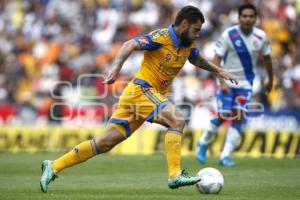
164, 131, 182, 178
52, 140, 98, 174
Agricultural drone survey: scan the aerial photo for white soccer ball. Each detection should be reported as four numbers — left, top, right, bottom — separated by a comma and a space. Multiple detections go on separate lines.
195, 167, 224, 194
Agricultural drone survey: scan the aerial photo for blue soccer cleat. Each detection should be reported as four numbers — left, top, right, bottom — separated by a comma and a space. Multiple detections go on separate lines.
196, 142, 208, 164
40, 160, 58, 193
168, 169, 201, 189
219, 156, 236, 167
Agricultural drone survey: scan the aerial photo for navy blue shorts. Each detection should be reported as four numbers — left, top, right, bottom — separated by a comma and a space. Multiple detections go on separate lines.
216, 88, 252, 113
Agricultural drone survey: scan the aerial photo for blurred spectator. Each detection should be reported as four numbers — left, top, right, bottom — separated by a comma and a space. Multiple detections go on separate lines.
0, 0, 299, 128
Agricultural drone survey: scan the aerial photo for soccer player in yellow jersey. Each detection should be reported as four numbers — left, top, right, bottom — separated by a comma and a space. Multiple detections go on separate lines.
40, 6, 237, 192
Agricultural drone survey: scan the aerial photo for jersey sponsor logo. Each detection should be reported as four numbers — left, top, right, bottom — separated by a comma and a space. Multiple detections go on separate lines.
158, 63, 182, 77
165, 53, 171, 62
235, 39, 242, 47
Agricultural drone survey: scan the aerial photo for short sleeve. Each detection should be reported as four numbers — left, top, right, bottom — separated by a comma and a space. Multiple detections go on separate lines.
134, 29, 166, 50
214, 31, 228, 57
188, 47, 200, 60
261, 36, 271, 56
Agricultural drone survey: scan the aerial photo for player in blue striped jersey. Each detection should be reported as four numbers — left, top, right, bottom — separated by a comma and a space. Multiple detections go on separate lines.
197, 3, 273, 166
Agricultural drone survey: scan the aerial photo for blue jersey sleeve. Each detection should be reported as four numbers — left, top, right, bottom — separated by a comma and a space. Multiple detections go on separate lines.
188, 48, 200, 60
134, 35, 162, 51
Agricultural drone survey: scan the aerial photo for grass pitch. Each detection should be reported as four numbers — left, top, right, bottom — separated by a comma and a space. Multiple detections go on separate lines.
0, 153, 299, 200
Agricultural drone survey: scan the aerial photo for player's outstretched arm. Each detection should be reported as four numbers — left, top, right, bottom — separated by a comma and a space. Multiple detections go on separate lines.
212, 55, 230, 93
103, 39, 140, 84
189, 54, 238, 85
263, 54, 273, 93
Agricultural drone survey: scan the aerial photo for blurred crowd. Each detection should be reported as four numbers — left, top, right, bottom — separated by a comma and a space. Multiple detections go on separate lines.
0, 0, 299, 126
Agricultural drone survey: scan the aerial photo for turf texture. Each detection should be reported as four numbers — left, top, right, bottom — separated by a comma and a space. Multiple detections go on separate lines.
0, 153, 299, 200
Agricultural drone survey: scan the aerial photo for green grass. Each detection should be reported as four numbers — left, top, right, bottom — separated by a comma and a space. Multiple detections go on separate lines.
0, 153, 299, 200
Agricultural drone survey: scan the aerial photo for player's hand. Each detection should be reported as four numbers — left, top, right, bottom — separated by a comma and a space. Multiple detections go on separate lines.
220, 82, 230, 94
103, 68, 120, 84
217, 70, 238, 85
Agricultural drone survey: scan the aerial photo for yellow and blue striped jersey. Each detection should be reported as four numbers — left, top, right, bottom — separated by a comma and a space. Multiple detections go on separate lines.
134, 24, 199, 95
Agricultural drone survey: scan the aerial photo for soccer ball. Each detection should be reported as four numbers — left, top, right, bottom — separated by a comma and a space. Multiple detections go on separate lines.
195, 167, 224, 194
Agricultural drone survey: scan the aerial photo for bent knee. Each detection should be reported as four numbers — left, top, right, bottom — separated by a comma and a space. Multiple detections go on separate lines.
169, 116, 185, 130
94, 127, 126, 153
158, 105, 186, 130
100, 142, 115, 153
94, 139, 116, 153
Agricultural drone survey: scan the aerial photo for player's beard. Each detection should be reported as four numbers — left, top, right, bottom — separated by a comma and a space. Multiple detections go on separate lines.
180, 29, 193, 47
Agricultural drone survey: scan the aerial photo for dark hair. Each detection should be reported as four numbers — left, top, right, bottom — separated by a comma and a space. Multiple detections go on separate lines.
174, 5, 205, 26
238, 4, 257, 17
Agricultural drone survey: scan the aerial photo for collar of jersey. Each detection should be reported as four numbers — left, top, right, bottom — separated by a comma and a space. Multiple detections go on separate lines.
237, 25, 253, 37
168, 24, 181, 48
